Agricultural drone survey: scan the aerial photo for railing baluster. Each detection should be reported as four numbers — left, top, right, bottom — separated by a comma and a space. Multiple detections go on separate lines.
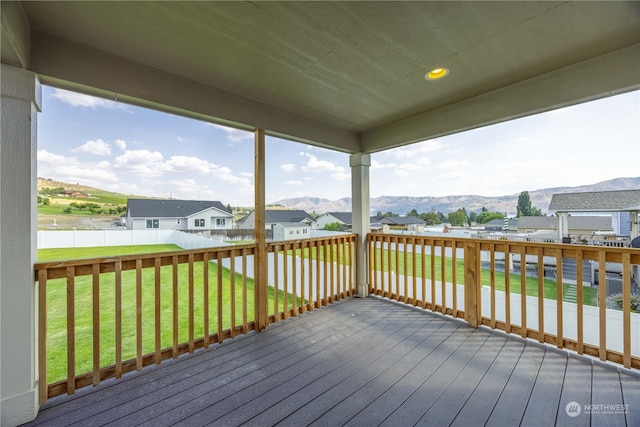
203, 252, 210, 348
172, 255, 178, 358
520, 245, 527, 339
315, 242, 321, 309
92, 264, 101, 385
504, 245, 511, 333
622, 252, 631, 368
67, 266, 76, 394
329, 239, 335, 303
293, 243, 299, 314
402, 237, 408, 303
452, 242, 457, 318
537, 251, 544, 344
136, 259, 143, 370
242, 248, 248, 334
284, 243, 289, 319
230, 250, 236, 338
154, 257, 161, 365
115, 260, 122, 378
430, 240, 436, 312
188, 254, 195, 351
38, 268, 48, 403
274, 245, 280, 320
412, 240, 417, 306
301, 241, 307, 311
216, 252, 223, 343
576, 249, 584, 354
421, 240, 427, 309
598, 251, 607, 361
556, 248, 564, 349
490, 243, 496, 328
441, 240, 446, 314
323, 242, 328, 306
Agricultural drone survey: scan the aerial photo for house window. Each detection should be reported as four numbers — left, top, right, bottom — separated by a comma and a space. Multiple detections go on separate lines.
195, 219, 205, 227
216, 218, 225, 227
303, 229, 308, 234
146, 219, 159, 229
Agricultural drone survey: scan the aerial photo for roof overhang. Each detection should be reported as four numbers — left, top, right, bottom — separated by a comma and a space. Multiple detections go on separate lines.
3, 1, 640, 153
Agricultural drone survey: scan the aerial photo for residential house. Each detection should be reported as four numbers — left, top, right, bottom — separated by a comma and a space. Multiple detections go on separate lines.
237, 209, 315, 230
315, 212, 381, 232
126, 199, 233, 231
516, 215, 613, 236
484, 218, 518, 231
377, 216, 427, 232
272, 222, 311, 241
315, 212, 353, 230
549, 190, 640, 239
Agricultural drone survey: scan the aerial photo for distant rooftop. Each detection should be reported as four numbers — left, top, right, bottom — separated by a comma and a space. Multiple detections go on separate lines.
127, 199, 230, 218
549, 190, 640, 212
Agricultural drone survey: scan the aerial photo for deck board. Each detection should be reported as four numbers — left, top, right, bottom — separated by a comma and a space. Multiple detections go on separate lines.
23, 296, 639, 427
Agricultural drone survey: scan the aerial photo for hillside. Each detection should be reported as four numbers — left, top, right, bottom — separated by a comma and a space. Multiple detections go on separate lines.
37, 177, 146, 205
274, 177, 640, 215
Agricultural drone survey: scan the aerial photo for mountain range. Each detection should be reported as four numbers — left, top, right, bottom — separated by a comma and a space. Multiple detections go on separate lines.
273, 177, 640, 216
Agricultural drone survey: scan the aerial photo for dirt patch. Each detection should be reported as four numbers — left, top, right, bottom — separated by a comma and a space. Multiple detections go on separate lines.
38, 214, 123, 230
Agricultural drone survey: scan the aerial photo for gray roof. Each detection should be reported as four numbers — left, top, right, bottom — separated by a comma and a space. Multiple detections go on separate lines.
127, 199, 230, 218
324, 212, 353, 225
273, 222, 311, 228
517, 215, 613, 231
485, 218, 518, 228
549, 190, 640, 212
265, 210, 313, 224
378, 216, 426, 226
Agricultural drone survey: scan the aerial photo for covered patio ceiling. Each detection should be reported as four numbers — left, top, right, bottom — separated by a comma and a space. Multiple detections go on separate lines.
2, 1, 639, 153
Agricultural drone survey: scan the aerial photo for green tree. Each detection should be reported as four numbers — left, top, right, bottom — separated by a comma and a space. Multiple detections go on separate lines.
323, 222, 343, 231
517, 191, 543, 217
421, 211, 441, 225
476, 211, 505, 224
407, 208, 419, 217
447, 209, 467, 226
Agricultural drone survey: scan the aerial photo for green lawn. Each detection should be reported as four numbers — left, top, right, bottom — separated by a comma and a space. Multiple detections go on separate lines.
39, 245, 301, 383
371, 249, 598, 306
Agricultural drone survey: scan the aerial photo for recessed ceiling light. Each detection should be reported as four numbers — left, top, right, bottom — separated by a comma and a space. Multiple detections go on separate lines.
425, 67, 449, 81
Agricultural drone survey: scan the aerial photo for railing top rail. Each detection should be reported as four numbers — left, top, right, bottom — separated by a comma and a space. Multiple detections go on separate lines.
34, 243, 259, 270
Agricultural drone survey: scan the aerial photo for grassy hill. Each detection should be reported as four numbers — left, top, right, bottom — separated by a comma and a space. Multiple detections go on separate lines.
37, 177, 154, 229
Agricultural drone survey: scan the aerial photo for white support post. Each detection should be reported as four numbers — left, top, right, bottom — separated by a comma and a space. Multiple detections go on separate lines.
558, 212, 569, 242
1, 65, 42, 425
350, 153, 370, 297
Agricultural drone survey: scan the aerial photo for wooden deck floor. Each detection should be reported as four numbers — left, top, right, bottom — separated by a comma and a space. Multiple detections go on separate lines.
24, 297, 639, 427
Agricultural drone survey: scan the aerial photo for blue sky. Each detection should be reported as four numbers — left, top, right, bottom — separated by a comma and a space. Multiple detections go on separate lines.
38, 86, 639, 207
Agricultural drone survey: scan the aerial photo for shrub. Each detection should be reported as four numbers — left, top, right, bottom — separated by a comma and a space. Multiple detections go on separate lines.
606, 293, 640, 312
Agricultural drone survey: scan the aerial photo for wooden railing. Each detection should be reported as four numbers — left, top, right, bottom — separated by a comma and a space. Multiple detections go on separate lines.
368, 233, 640, 370
34, 234, 356, 403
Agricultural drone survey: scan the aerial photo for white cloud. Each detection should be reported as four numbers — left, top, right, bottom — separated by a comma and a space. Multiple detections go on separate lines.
114, 149, 165, 176
51, 89, 130, 111
286, 180, 304, 186
211, 164, 252, 186
386, 139, 444, 159
177, 136, 189, 143
330, 168, 350, 181
37, 149, 119, 185
212, 124, 253, 143
435, 160, 473, 170
114, 139, 127, 150
72, 139, 111, 156
301, 153, 341, 173
240, 172, 253, 178
280, 163, 296, 173
164, 155, 211, 174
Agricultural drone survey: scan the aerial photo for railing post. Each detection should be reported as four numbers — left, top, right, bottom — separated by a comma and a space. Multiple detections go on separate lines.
254, 128, 268, 331
464, 241, 479, 327
350, 153, 371, 297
